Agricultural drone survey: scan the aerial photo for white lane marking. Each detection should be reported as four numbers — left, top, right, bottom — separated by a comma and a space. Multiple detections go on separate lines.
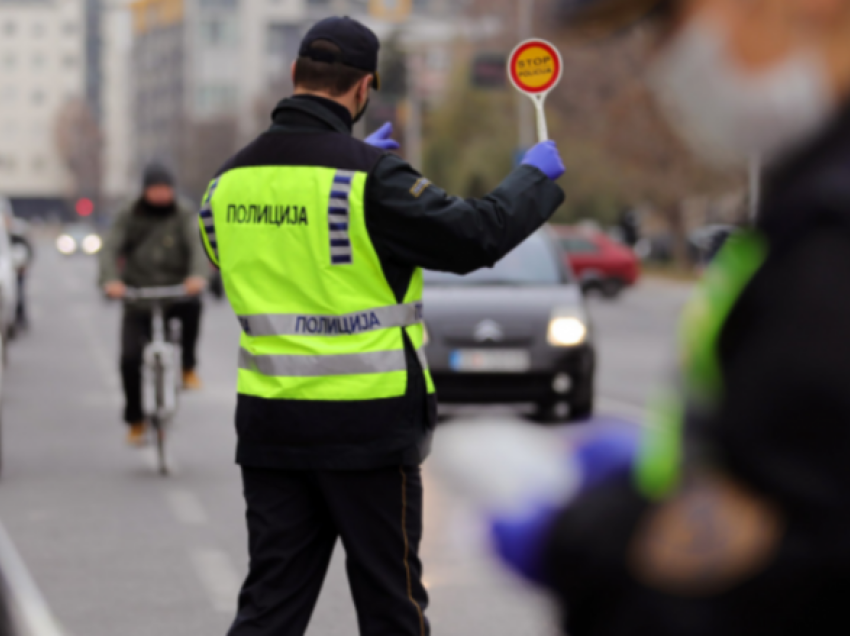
191, 548, 242, 613
0, 519, 67, 636
166, 490, 209, 526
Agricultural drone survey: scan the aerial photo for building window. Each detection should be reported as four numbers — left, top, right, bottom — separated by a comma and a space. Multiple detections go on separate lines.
267, 24, 300, 58
0, 124, 16, 141
0, 86, 16, 103
0, 156, 16, 172
199, 17, 239, 47
63, 21, 77, 36
2, 21, 15, 37
31, 22, 45, 38
32, 156, 46, 172
63, 55, 77, 69
32, 54, 46, 70
32, 90, 46, 106
196, 85, 237, 116
2, 54, 15, 70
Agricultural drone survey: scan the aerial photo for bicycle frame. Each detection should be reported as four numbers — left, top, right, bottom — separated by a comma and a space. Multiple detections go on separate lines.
124, 285, 190, 475
141, 303, 180, 420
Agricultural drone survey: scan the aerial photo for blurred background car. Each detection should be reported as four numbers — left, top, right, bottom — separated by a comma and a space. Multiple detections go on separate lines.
0, 214, 18, 348
55, 224, 102, 257
552, 226, 640, 298
635, 224, 738, 267
1, 197, 34, 332
423, 230, 596, 422
690, 223, 738, 265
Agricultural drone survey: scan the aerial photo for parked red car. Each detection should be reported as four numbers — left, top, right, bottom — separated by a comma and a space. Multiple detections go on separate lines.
552, 227, 640, 298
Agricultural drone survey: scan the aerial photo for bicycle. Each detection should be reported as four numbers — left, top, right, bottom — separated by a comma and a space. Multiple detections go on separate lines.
123, 285, 190, 476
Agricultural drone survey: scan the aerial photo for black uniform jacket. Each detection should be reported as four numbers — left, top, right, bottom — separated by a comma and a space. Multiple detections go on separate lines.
543, 105, 850, 636
215, 96, 565, 471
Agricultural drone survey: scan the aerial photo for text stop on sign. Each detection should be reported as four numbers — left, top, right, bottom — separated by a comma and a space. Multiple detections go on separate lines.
508, 39, 563, 142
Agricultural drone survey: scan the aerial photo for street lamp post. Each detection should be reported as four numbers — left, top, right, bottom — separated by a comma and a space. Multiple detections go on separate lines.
517, 0, 536, 152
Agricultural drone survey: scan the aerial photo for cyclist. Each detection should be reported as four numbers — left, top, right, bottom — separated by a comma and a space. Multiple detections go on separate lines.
99, 164, 208, 446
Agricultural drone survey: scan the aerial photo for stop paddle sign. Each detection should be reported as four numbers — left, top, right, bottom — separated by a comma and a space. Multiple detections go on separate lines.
508, 39, 564, 142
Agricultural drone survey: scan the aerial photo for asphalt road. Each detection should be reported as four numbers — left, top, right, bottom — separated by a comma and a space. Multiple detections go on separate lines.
0, 244, 691, 636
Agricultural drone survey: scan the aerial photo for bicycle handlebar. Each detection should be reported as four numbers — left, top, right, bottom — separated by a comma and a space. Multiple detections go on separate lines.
123, 285, 193, 302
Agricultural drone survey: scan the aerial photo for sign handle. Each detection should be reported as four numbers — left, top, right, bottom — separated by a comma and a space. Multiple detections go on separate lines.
532, 94, 549, 142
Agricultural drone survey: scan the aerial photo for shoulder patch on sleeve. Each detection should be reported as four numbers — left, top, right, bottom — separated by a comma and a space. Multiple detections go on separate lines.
410, 178, 432, 198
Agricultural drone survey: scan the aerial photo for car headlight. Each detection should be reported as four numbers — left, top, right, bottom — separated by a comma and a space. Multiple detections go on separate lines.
82, 234, 102, 254
56, 234, 77, 255
548, 315, 587, 347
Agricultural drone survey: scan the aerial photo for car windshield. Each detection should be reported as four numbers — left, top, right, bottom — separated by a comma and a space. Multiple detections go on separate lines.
64, 225, 98, 238
423, 233, 565, 286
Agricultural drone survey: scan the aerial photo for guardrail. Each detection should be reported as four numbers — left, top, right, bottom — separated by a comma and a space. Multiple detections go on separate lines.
0, 521, 64, 636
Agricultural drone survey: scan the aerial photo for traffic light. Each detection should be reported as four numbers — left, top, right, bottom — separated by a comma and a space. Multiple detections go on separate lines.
75, 198, 94, 217
472, 53, 508, 89
380, 50, 408, 99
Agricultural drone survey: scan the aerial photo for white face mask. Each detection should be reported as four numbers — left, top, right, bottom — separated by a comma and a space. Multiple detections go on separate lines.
648, 18, 836, 167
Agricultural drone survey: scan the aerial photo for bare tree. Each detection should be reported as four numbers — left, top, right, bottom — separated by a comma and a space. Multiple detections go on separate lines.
177, 117, 239, 203
252, 73, 294, 139
436, 0, 744, 264
544, 26, 742, 263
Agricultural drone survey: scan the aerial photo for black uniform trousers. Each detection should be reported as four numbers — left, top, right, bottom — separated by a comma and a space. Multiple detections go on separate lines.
120, 300, 202, 424
228, 465, 430, 636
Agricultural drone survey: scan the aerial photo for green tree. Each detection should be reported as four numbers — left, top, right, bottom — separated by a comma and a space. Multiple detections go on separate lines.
423, 61, 518, 198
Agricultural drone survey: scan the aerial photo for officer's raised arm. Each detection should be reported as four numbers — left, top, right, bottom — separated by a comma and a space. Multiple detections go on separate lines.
364, 136, 566, 275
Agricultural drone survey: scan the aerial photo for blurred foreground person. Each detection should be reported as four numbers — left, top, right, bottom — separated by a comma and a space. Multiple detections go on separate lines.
480, 0, 850, 634
198, 15, 566, 636
100, 164, 208, 445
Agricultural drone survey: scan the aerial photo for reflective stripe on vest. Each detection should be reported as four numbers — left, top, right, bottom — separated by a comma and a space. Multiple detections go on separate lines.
635, 231, 768, 500
238, 302, 423, 337
329, 171, 354, 265
239, 346, 429, 377
200, 178, 221, 262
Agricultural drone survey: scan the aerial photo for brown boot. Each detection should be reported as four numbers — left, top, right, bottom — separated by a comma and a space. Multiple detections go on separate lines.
127, 422, 148, 447
182, 369, 203, 390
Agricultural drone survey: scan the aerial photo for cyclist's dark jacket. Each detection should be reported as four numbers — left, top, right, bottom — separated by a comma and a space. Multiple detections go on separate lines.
213, 95, 565, 471
542, 105, 850, 635
100, 199, 208, 287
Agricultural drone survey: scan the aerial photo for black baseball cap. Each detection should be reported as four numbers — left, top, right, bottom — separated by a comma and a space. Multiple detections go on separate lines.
299, 16, 381, 90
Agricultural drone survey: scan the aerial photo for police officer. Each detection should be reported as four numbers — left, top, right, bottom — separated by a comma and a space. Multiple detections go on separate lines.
198, 16, 566, 636
492, 1, 850, 635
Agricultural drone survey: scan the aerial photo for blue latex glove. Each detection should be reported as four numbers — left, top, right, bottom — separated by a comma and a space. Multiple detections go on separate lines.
521, 140, 566, 181
486, 421, 641, 587
491, 504, 560, 586
365, 122, 400, 151
573, 425, 642, 492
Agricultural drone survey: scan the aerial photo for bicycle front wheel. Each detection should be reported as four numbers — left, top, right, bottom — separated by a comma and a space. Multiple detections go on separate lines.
153, 359, 169, 476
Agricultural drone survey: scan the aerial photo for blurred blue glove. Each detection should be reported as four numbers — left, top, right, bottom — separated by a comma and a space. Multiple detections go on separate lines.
483, 419, 641, 587
521, 140, 565, 181
573, 425, 642, 492
365, 122, 400, 151
491, 504, 560, 586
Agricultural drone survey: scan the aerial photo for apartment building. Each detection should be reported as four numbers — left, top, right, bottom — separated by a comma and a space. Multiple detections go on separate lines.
0, 0, 86, 218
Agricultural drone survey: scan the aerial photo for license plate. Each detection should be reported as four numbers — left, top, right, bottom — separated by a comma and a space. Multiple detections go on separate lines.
449, 349, 531, 373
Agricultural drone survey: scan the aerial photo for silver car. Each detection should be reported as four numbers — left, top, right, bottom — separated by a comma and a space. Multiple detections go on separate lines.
423, 229, 596, 422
